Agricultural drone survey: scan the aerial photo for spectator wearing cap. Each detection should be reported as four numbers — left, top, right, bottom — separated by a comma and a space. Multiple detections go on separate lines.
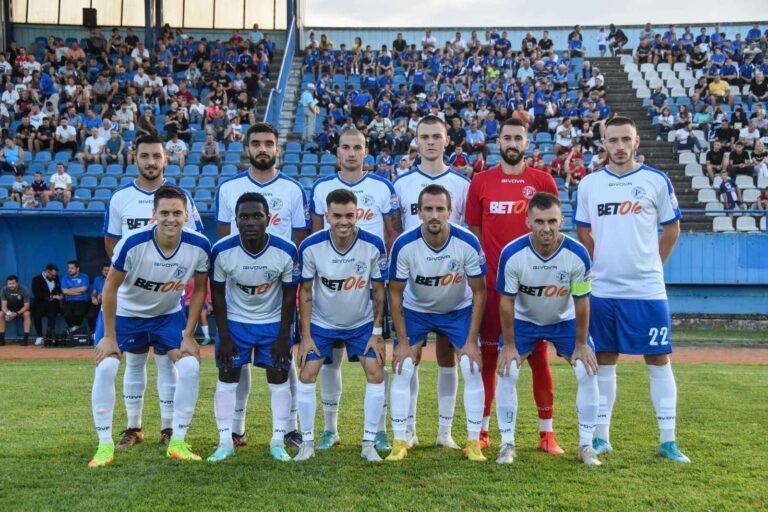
300, 83, 319, 143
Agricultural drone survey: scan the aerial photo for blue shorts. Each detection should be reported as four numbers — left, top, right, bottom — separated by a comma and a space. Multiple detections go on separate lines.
599, 44, 607, 51
499, 319, 594, 358
589, 297, 673, 355
94, 310, 186, 355
307, 322, 375, 363
400, 306, 472, 350
217, 320, 293, 370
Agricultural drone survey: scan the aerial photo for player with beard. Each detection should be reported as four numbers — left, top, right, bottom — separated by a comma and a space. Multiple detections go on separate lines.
215, 122, 310, 449
102, 134, 203, 451
466, 118, 562, 453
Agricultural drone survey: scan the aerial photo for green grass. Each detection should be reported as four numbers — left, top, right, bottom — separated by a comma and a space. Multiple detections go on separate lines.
673, 327, 768, 345
1, 360, 766, 511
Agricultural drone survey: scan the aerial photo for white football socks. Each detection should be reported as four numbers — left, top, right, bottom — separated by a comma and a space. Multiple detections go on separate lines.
595, 364, 617, 442
319, 347, 343, 434
92, 357, 120, 444
377, 366, 389, 433
201, 325, 210, 339
297, 381, 317, 442
459, 355, 485, 441
390, 357, 415, 441
233, 364, 251, 436
363, 382, 386, 442
269, 381, 292, 445
288, 361, 299, 432
407, 364, 419, 435
214, 380, 238, 447
437, 365, 457, 437
649, 362, 677, 443
172, 356, 200, 442
495, 362, 519, 446
154, 353, 177, 431
574, 360, 599, 447
123, 351, 147, 429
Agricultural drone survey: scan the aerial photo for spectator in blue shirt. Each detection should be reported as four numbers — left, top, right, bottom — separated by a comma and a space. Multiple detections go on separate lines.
482, 112, 499, 142
86, 264, 109, 332
61, 260, 90, 332
719, 169, 746, 215
374, 148, 394, 180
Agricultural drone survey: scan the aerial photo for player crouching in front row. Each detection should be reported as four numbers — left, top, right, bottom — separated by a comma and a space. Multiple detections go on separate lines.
89, 186, 211, 467
494, 192, 601, 465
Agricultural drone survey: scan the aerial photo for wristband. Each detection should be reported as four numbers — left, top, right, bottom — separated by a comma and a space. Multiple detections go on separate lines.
372, 326, 383, 336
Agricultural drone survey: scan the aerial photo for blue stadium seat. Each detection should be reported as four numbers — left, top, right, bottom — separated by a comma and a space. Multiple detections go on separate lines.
34, 151, 52, 163
79, 176, 98, 188
320, 154, 337, 165
2, 201, 20, 210
191, 142, 205, 153
0, 189, 8, 200
180, 177, 196, 189
542, 153, 555, 165
182, 165, 200, 176
535, 133, 552, 143
164, 177, 177, 186
28, 162, 45, 175
286, 142, 302, 153
319, 165, 335, 176
284, 153, 300, 165
119, 177, 133, 187
193, 130, 207, 142
221, 165, 238, 176
227, 142, 244, 153
87, 201, 105, 211
0, 175, 15, 187
46, 201, 64, 210
197, 202, 209, 213
538, 142, 554, 154
94, 189, 111, 200
201, 164, 218, 176
194, 189, 212, 201
66, 163, 84, 177
100, 176, 118, 189
198, 177, 215, 188
74, 189, 92, 200
299, 177, 314, 190
282, 164, 299, 177
54, 151, 72, 162
165, 165, 181, 177
301, 165, 317, 176
67, 201, 86, 210
125, 164, 138, 176
188, 153, 202, 165
224, 153, 241, 164
86, 164, 104, 176
302, 154, 319, 165
123, 130, 136, 141
106, 164, 123, 175
303, 142, 319, 152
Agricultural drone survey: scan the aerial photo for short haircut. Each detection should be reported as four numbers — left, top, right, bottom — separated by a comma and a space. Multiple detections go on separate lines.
246, 122, 279, 142
67, 260, 80, 268
326, 188, 357, 208
418, 184, 452, 210
416, 115, 447, 135
7, 275, 18, 282
235, 192, 269, 216
135, 134, 165, 151
500, 118, 528, 132
528, 192, 561, 213
44, 263, 58, 272
338, 127, 367, 145
604, 115, 636, 130
153, 185, 188, 209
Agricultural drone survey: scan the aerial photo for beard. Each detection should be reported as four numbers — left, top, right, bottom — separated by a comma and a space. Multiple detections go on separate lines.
501, 148, 524, 166
249, 154, 276, 171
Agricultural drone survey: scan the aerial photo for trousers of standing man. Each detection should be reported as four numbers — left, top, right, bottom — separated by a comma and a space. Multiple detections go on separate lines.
303, 105, 317, 143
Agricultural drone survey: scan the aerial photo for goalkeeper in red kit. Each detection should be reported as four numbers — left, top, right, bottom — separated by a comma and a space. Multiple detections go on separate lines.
465, 119, 564, 453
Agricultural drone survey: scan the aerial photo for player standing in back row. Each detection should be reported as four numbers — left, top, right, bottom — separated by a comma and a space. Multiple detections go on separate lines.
215, 123, 310, 449
392, 115, 470, 450
466, 118, 563, 453
575, 116, 690, 463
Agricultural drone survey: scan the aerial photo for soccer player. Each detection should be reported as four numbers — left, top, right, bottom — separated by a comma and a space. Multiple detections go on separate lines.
466, 118, 563, 453
387, 184, 487, 462
308, 127, 401, 451
495, 192, 601, 465
392, 115, 471, 449
102, 134, 203, 450
89, 185, 211, 467
208, 192, 299, 462
574, 116, 690, 463
294, 189, 388, 462
215, 122, 310, 449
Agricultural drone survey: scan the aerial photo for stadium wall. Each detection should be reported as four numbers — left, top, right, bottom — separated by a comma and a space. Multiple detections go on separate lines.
0, 214, 765, 315
302, 23, 762, 58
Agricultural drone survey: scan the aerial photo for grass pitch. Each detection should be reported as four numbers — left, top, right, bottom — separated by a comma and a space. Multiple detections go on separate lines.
0, 359, 766, 511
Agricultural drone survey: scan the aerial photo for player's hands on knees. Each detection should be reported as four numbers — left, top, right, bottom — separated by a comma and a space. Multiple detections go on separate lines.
271, 335, 291, 368
217, 335, 238, 369
496, 344, 522, 377
364, 334, 386, 367
462, 341, 483, 374
94, 336, 120, 366
297, 337, 319, 369
571, 343, 599, 375
391, 341, 413, 375
180, 335, 200, 361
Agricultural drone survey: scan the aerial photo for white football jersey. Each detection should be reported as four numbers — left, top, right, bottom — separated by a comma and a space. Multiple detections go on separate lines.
497, 234, 592, 326
390, 224, 486, 314
299, 228, 387, 330
103, 180, 203, 238
211, 233, 300, 323
310, 173, 399, 239
393, 167, 470, 231
574, 164, 681, 300
215, 171, 310, 241
111, 225, 210, 318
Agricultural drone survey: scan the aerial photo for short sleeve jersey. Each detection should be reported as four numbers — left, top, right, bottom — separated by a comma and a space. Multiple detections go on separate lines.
390, 224, 486, 314
497, 234, 591, 325
215, 171, 310, 240
465, 165, 559, 272
310, 173, 398, 240
211, 233, 300, 323
111, 225, 211, 318
1, 285, 30, 310
103, 180, 203, 238
393, 168, 470, 231
299, 229, 387, 330
573, 165, 681, 300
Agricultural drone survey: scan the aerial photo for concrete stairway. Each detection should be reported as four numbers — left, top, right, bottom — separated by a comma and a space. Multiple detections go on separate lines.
277, 57, 304, 147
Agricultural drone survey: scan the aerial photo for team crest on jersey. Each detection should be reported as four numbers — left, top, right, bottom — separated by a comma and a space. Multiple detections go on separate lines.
449, 259, 461, 272
270, 198, 284, 211
522, 186, 537, 199
264, 270, 278, 281
556, 270, 569, 284
355, 261, 368, 275
631, 186, 646, 199
389, 193, 400, 210
360, 194, 375, 207
292, 262, 301, 278
173, 266, 188, 279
